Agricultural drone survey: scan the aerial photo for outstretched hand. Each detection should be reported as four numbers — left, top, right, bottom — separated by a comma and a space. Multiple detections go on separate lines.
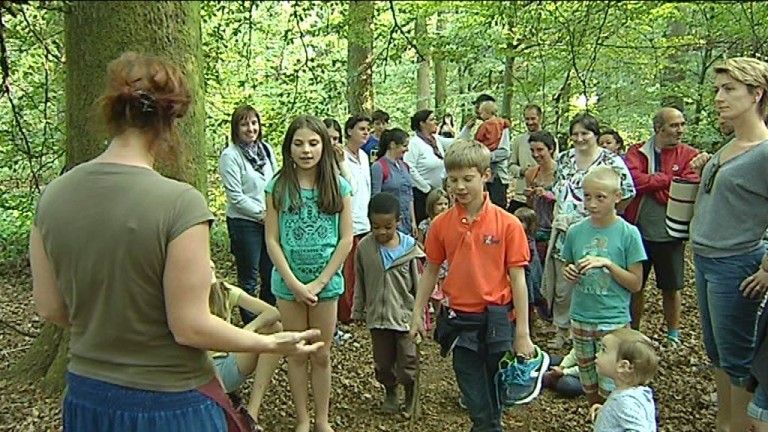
270, 329, 324, 356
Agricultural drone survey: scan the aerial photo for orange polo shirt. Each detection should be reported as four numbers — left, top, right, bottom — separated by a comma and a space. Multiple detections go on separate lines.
425, 194, 530, 313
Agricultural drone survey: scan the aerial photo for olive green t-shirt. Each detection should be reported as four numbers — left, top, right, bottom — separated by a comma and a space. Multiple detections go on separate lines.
34, 162, 215, 391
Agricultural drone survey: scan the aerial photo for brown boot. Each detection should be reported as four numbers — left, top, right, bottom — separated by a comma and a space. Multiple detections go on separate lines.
381, 386, 399, 413
404, 382, 415, 413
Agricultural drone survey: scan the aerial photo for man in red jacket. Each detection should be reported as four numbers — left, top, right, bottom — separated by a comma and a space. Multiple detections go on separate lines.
624, 107, 699, 348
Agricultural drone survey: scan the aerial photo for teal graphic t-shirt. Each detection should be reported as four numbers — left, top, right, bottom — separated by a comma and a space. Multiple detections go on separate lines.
266, 176, 352, 301
561, 218, 646, 324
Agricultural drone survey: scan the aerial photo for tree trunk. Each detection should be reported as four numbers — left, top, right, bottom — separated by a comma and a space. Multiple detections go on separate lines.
501, 52, 515, 119
661, 19, 687, 111
433, 21, 446, 114
9, 0, 204, 394
415, 13, 430, 110
347, 0, 374, 115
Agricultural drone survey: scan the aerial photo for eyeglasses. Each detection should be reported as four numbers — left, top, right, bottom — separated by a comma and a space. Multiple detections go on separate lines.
704, 162, 720, 193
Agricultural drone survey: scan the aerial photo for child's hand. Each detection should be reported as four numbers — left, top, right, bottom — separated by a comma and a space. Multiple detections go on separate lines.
306, 280, 325, 296
563, 263, 581, 283
292, 284, 318, 306
513, 334, 535, 359
409, 316, 425, 341
589, 403, 603, 423
577, 256, 612, 273
549, 366, 564, 379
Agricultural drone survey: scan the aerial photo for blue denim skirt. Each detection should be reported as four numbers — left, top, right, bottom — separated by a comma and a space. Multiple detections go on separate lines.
63, 372, 227, 431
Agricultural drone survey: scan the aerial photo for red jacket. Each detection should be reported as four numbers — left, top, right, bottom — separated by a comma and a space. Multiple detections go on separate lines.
623, 140, 700, 224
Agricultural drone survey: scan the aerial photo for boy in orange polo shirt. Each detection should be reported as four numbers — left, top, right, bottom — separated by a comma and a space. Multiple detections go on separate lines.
409, 139, 548, 431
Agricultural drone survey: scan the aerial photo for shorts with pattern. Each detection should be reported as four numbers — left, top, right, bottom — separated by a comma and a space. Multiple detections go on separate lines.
571, 319, 627, 397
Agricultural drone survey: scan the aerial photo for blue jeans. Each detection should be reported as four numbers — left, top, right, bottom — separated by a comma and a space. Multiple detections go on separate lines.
226, 217, 275, 323
749, 384, 768, 423
694, 249, 764, 386
63, 373, 226, 431
453, 346, 505, 432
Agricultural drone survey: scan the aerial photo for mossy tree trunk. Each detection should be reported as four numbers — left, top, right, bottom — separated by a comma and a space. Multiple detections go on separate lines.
10, 1, 204, 395
347, 0, 374, 116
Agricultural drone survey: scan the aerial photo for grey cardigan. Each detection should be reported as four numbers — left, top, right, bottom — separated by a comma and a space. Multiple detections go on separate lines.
218, 143, 278, 223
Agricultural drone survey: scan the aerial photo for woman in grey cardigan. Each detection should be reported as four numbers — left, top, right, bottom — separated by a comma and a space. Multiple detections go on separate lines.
218, 105, 278, 322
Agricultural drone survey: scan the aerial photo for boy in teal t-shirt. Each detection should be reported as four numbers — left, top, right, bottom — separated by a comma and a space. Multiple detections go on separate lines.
560, 166, 646, 408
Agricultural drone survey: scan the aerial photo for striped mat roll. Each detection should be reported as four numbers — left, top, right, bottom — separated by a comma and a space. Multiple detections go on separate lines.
666, 178, 700, 240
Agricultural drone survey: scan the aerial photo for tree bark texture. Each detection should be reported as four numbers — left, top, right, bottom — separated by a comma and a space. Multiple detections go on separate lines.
64, 0, 205, 189
347, 0, 374, 116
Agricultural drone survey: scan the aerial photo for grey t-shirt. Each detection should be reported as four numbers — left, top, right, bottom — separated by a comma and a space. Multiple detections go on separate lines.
691, 141, 768, 258
593, 386, 657, 432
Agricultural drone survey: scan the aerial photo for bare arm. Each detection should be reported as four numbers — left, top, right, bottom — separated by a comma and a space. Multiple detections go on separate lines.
577, 258, 643, 293
30, 226, 69, 328
164, 223, 278, 352
509, 266, 534, 356
409, 262, 439, 338
264, 193, 303, 292
310, 195, 353, 289
234, 286, 281, 331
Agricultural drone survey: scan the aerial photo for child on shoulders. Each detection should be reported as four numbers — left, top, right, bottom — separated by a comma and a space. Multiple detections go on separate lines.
352, 192, 424, 414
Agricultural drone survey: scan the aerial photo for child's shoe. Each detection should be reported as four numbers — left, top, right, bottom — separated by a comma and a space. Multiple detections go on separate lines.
546, 328, 571, 350
496, 345, 550, 407
381, 386, 399, 413
665, 329, 682, 349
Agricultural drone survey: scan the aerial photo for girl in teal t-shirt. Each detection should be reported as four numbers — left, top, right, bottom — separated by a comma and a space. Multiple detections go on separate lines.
264, 115, 353, 432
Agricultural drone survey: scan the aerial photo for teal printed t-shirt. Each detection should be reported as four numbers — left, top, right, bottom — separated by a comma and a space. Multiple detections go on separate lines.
561, 218, 646, 324
266, 176, 352, 301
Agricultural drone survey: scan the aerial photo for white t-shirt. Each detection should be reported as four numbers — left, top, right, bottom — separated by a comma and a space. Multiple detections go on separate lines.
344, 146, 371, 235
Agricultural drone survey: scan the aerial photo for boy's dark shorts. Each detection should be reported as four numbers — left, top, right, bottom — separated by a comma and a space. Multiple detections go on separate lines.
641, 240, 685, 291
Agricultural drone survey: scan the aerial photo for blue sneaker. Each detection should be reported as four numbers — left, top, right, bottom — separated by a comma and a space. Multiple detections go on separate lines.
496, 345, 550, 407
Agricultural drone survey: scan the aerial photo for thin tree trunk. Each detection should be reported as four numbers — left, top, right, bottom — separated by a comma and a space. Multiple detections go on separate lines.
501, 53, 515, 119
434, 20, 446, 114
415, 14, 430, 110
347, 0, 374, 115
661, 19, 687, 110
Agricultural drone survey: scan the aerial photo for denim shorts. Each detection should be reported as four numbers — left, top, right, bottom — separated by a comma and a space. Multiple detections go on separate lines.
694, 248, 764, 386
64, 372, 226, 431
213, 354, 247, 393
748, 384, 768, 423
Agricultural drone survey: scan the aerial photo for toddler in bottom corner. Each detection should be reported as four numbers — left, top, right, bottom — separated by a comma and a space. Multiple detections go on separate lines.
591, 327, 658, 432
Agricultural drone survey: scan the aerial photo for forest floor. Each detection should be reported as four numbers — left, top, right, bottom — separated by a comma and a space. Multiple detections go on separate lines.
0, 250, 719, 432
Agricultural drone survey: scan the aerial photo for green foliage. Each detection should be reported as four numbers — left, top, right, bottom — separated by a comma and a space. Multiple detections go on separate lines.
2, 1, 768, 264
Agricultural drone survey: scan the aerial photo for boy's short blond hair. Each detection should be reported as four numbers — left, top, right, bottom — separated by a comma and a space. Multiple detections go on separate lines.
611, 328, 658, 385
478, 100, 498, 116
583, 165, 621, 193
714, 57, 768, 118
444, 139, 491, 174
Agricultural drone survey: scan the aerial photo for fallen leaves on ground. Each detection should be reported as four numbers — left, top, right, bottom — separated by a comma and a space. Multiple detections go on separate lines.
0, 249, 717, 431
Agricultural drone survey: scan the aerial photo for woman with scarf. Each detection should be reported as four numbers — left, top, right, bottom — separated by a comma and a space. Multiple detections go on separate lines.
219, 105, 279, 322
404, 109, 455, 224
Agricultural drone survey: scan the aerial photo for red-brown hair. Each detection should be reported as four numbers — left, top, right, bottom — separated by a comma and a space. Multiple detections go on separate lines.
94, 52, 191, 169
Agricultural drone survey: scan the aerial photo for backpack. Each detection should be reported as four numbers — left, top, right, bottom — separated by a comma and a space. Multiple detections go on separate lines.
378, 158, 409, 183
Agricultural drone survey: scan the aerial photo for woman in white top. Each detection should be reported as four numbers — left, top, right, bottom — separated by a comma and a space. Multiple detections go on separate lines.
404, 109, 454, 223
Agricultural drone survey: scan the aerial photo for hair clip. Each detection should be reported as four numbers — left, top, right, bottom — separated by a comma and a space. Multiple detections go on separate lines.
136, 90, 157, 113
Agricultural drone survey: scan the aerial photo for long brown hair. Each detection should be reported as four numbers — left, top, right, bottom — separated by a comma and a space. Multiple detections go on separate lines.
272, 115, 343, 214
209, 278, 230, 321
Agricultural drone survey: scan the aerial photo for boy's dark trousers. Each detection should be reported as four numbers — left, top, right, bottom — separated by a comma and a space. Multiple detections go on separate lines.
370, 329, 418, 386
453, 346, 506, 432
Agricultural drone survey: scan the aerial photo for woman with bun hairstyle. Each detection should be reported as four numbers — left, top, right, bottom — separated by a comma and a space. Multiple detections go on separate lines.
30, 52, 323, 431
